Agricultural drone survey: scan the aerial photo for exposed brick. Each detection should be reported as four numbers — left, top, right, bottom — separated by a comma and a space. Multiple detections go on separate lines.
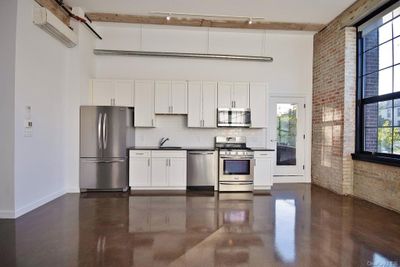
312, 0, 400, 212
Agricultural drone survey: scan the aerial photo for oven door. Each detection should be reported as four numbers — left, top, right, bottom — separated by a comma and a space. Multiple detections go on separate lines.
217, 108, 251, 127
219, 157, 254, 181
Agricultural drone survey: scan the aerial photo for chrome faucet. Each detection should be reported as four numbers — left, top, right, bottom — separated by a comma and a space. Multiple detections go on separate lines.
159, 137, 170, 147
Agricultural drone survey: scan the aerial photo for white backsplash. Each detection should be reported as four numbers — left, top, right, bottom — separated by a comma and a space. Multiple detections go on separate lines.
134, 115, 268, 148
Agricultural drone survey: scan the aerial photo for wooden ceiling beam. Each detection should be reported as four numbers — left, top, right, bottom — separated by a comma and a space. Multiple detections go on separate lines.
35, 0, 70, 26
86, 13, 325, 32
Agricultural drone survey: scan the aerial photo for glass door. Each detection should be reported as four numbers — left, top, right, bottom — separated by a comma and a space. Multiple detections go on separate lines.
269, 97, 305, 176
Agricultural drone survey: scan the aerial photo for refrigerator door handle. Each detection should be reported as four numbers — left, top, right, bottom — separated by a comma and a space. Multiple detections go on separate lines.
83, 159, 126, 163
103, 113, 107, 149
98, 113, 103, 150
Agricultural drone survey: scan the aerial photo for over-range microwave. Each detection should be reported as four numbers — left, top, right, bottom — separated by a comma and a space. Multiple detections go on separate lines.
217, 108, 251, 128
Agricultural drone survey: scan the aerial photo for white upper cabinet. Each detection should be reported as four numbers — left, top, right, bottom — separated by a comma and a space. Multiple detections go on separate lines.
171, 81, 188, 114
154, 81, 170, 114
217, 82, 233, 108
90, 79, 134, 107
188, 81, 217, 128
202, 82, 218, 128
91, 80, 115, 106
155, 80, 187, 114
115, 80, 134, 107
250, 82, 268, 128
233, 82, 250, 109
217, 82, 249, 109
134, 80, 155, 127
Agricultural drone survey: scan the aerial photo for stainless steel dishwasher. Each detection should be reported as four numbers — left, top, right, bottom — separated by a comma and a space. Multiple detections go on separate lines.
187, 150, 218, 190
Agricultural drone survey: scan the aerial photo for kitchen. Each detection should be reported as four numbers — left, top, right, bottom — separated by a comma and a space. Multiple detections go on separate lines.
2, 0, 400, 266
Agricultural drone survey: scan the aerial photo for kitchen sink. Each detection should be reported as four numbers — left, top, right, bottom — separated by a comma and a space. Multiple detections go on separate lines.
159, 146, 183, 150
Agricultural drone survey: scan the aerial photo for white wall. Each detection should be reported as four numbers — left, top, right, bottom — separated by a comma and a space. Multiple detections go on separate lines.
93, 23, 314, 148
65, 8, 96, 193
13, 0, 70, 216
0, 0, 17, 218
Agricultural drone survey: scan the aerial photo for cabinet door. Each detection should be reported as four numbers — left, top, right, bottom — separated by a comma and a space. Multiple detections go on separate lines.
171, 81, 187, 114
254, 156, 273, 188
233, 82, 250, 108
202, 82, 218, 128
250, 82, 267, 128
115, 80, 134, 107
155, 81, 171, 114
217, 82, 233, 108
91, 80, 114, 106
254, 157, 269, 187
129, 157, 151, 187
134, 80, 155, 127
168, 158, 187, 187
187, 81, 202, 127
151, 158, 168, 186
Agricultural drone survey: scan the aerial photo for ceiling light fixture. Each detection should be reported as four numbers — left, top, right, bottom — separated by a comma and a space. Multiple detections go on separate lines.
151, 11, 263, 22
248, 18, 253, 25
166, 14, 171, 21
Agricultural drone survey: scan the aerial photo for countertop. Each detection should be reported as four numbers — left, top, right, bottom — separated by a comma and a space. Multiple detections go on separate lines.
128, 147, 274, 151
248, 148, 275, 151
128, 147, 216, 151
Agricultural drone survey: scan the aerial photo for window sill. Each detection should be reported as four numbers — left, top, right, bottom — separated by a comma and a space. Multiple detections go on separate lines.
352, 153, 400, 167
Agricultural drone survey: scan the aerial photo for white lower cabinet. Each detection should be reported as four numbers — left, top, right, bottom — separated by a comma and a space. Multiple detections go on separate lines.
129, 150, 187, 190
129, 150, 151, 188
254, 151, 273, 190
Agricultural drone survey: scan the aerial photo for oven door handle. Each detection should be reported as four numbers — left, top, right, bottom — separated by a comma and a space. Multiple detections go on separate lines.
220, 156, 254, 159
220, 182, 254, 185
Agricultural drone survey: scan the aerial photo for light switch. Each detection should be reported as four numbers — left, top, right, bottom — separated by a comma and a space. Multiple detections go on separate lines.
24, 106, 33, 137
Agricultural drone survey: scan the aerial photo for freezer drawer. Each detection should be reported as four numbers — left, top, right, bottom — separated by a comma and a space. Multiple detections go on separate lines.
219, 181, 253, 192
80, 158, 128, 190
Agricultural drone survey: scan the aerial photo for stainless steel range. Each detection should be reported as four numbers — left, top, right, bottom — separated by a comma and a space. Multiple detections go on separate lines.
216, 136, 254, 192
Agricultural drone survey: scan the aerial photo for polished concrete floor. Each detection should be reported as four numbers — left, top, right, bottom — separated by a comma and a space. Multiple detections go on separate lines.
1, 184, 400, 267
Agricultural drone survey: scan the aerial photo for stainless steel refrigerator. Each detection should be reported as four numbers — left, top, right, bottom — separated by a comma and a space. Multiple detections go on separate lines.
79, 106, 134, 191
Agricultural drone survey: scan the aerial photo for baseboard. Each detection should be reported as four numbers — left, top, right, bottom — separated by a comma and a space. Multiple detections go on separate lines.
273, 175, 311, 183
14, 189, 66, 218
65, 187, 80, 193
0, 210, 15, 219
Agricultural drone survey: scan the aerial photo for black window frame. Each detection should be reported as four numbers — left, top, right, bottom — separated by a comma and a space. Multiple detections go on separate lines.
353, 0, 400, 167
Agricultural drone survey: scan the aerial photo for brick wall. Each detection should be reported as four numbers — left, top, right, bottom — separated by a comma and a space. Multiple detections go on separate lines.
312, 0, 400, 213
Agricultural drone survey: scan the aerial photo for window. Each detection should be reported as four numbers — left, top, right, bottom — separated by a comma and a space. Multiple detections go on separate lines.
355, 2, 400, 165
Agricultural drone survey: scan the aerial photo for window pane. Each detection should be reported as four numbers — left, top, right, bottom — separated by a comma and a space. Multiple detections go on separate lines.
394, 37, 400, 64
365, 128, 378, 152
378, 100, 393, 126
395, 65, 400, 92
363, 47, 379, 74
379, 68, 393, 95
364, 102, 378, 127
394, 99, 400, 126
394, 16, 400, 37
393, 127, 400, 154
379, 22, 392, 44
378, 127, 393, 153
363, 28, 379, 51
379, 41, 393, 69
363, 72, 379, 97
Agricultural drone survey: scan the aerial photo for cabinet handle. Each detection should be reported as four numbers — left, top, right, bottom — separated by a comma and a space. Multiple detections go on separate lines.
171, 106, 173, 113
233, 101, 236, 108
111, 99, 113, 105
148, 158, 150, 166
152, 119, 154, 127
166, 159, 168, 166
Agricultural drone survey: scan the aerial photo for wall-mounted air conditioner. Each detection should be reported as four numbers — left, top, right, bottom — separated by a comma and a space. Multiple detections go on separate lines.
33, 7, 78, 48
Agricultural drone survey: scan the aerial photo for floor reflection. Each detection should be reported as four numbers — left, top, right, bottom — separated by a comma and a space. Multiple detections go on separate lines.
1, 185, 400, 266
274, 199, 296, 264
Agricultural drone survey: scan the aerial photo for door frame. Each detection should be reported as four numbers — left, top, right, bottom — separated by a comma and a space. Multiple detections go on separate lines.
268, 92, 312, 183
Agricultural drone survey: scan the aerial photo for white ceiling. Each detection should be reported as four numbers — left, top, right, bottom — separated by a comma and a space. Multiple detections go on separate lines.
65, 0, 356, 24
